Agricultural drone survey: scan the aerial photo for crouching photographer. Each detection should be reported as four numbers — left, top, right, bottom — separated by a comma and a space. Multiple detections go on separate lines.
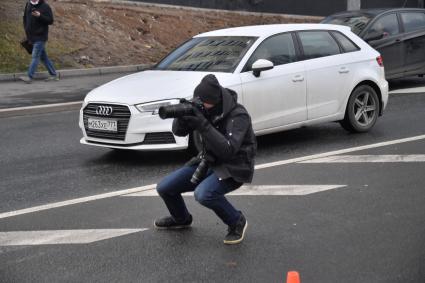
154, 74, 257, 245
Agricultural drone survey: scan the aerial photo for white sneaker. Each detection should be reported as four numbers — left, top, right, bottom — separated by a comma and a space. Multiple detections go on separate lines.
45, 75, 59, 82
19, 76, 32, 84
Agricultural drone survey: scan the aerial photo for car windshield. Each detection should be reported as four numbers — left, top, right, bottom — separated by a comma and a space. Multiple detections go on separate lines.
155, 36, 257, 73
322, 14, 374, 35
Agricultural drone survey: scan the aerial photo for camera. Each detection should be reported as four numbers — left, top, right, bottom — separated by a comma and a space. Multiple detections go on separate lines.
190, 159, 209, 184
159, 98, 210, 184
158, 98, 205, 120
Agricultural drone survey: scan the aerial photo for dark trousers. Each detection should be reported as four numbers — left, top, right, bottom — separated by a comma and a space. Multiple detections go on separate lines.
156, 165, 242, 226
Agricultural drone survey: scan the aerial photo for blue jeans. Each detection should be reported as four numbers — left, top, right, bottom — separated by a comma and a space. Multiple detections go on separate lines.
156, 165, 243, 226
28, 41, 57, 79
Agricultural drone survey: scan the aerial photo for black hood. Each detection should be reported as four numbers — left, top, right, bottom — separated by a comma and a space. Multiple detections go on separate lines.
221, 87, 237, 118
209, 86, 237, 124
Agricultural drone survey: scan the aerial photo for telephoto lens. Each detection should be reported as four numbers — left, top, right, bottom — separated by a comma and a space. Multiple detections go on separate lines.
190, 159, 209, 184
158, 102, 194, 119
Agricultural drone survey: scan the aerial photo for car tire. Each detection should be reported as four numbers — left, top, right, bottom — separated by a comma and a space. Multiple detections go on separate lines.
340, 85, 380, 133
188, 130, 203, 155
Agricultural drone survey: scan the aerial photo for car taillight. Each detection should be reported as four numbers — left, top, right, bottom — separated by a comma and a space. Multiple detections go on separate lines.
376, 56, 384, 67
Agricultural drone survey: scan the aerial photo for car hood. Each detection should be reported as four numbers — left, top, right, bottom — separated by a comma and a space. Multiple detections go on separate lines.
85, 70, 237, 105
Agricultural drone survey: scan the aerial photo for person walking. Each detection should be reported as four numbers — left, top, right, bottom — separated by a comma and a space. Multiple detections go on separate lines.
154, 74, 257, 245
20, 0, 58, 84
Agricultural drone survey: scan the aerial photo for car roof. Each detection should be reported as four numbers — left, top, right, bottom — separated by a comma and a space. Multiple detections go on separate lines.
195, 24, 351, 38
328, 7, 425, 18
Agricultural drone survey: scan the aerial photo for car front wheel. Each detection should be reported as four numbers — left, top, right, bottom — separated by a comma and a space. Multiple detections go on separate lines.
340, 85, 380, 133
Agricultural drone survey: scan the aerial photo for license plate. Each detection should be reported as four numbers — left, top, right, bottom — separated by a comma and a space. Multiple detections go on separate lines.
88, 118, 118, 132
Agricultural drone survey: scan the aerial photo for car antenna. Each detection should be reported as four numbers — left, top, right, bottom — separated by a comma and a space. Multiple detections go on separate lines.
402, 0, 407, 7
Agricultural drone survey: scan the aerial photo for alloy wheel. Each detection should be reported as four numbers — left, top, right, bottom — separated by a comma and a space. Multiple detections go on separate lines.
353, 91, 377, 127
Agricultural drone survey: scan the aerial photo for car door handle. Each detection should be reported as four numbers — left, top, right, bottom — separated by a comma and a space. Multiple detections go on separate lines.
339, 67, 350, 74
292, 75, 304, 82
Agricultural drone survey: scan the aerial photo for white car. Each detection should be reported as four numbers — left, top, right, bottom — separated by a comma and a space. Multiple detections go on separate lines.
79, 24, 389, 151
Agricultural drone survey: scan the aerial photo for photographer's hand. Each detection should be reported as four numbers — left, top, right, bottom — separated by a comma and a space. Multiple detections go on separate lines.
31, 10, 41, 17
180, 116, 198, 130
183, 108, 210, 132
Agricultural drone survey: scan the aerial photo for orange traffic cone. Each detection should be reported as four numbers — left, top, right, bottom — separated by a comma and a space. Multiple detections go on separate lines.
286, 271, 300, 283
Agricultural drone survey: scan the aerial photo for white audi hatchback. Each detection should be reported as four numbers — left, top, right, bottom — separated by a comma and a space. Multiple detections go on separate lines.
79, 24, 388, 151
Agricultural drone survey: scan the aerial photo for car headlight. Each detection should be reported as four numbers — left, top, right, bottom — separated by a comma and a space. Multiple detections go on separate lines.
135, 99, 180, 115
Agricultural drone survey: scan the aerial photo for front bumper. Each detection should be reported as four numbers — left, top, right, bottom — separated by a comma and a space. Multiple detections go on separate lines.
79, 102, 189, 151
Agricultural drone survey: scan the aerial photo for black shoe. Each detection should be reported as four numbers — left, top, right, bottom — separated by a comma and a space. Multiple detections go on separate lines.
224, 213, 248, 245
154, 215, 192, 230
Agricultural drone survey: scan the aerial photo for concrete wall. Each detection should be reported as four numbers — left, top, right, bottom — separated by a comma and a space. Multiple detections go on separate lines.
130, 0, 423, 15
362, 0, 419, 8
129, 0, 344, 16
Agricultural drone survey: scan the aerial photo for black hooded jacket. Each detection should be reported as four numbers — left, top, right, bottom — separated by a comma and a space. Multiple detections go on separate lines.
23, 0, 54, 43
172, 88, 257, 183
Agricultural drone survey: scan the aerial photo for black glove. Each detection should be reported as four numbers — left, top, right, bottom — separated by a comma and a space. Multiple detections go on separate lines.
182, 107, 210, 132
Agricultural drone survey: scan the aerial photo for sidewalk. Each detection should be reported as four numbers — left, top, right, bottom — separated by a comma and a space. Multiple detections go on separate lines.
0, 73, 128, 108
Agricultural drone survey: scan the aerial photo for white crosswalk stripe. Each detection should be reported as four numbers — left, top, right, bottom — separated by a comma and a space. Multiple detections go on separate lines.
0, 229, 148, 246
300, 154, 425, 163
123, 185, 347, 197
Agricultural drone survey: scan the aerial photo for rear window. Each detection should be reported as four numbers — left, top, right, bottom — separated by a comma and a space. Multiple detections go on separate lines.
298, 31, 341, 60
322, 14, 373, 35
331, 31, 360, 52
401, 12, 425, 33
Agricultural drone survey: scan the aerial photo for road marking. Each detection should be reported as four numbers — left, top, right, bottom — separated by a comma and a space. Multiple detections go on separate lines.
389, 86, 425, 94
255, 134, 425, 170
300, 154, 425, 163
0, 102, 83, 118
123, 185, 346, 197
0, 229, 148, 246
0, 101, 82, 113
0, 134, 424, 220
0, 184, 156, 220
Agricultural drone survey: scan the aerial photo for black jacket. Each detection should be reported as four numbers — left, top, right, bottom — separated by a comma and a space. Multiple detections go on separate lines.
23, 0, 54, 43
172, 88, 257, 183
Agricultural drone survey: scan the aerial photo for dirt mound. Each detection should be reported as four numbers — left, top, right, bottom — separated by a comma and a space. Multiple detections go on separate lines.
0, 0, 320, 73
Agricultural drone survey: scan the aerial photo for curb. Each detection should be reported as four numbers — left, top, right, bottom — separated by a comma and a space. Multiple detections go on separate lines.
0, 64, 149, 82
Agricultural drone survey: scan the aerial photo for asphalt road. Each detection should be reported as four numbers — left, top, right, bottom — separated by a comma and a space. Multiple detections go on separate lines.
0, 89, 425, 282
1, 92, 425, 212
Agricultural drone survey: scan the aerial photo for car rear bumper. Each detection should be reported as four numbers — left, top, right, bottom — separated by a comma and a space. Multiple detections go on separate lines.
379, 79, 389, 115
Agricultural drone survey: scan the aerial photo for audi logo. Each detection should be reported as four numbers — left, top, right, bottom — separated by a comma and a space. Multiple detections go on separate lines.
96, 106, 113, 116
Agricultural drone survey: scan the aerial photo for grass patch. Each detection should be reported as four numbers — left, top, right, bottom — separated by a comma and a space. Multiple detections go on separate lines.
0, 21, 82, 74
0, 22, 29, 73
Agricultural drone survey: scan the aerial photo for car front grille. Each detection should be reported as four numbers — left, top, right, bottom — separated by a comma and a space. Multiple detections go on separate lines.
142, 132, 176, 144
83, 103, 131, 141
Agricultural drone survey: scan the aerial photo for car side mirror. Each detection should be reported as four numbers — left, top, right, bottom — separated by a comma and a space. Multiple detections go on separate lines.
364, 31, 385, 42
252, 59, 274, 77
